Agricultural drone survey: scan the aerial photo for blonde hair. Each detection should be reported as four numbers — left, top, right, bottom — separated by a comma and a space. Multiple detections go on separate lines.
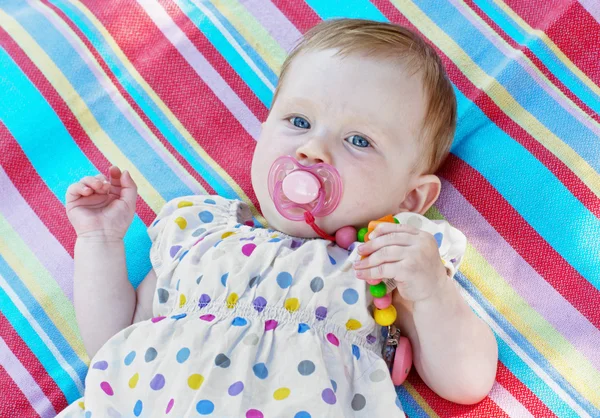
272, 19, 457, 174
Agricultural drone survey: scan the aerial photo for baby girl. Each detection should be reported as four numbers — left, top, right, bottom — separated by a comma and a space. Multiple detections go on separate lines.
59, 19, 497, 418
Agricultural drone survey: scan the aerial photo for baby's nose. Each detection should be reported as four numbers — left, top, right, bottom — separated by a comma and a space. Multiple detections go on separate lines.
295, 139, 332, 165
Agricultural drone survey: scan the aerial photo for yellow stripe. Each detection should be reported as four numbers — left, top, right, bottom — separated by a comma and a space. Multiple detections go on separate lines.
393, 0, 600, 201
403, 381, 440, 417
0, 215, 88, 363
67, 0, 266, 225
491, 0, 600, 98
210, 0, 288, 72
457, 0, 600, 129
0, 9, 166, 213
427, 208, 600, 406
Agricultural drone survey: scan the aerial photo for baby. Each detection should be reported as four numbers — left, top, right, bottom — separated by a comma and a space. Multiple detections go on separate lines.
59, 19, 497, 418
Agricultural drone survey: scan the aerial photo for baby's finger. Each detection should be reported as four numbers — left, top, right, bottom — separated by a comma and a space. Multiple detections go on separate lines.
108, 166, 122, 187
66, 182, 93, 203
358, 228, 417, 256
80, 176, 109, 192
354, 245, 405, 270
370, 222, 420, 240
354, 261, 397, 281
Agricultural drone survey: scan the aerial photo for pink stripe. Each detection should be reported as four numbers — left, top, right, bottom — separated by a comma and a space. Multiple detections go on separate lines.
0, 336, 57, 418
488, 381, 535, 417
437, 179, 600, 370
449, 0, 600, 137
579, 0, 600, 25
240, 0, 303, 52
0, 166, 74, 301
29, 0, 204, 195
138, 0, 262, 139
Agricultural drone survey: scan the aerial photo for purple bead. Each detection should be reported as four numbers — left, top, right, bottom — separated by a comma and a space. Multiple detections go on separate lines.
253, 296, 267, 313
315, 306, 328, 321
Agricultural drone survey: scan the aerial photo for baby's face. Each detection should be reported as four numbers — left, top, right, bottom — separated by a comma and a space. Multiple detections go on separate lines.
252, 49, 429, 237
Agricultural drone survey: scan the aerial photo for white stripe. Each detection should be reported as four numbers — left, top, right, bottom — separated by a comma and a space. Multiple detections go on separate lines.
459, 288, 591, 418
0, 336, 57, 418
488, 381, 535, 418
0, 276, 85, 397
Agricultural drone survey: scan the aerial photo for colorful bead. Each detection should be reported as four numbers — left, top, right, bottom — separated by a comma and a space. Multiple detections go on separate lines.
374, 304, 397, 326
373, 293, 392, 309
335, 226, 357, 249
357, 227, 369, 242
369, 282, 387, 298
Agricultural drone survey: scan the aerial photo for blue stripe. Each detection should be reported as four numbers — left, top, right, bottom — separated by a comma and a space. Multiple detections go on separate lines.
0, 284, 83, 403
413, 0, 600, 170
470, 0, 600, 115
304, 0, 386, 21
46, 0, 245, 201
396, 386, 429, 418
1, 3, 195, 201
176, 0, 274, 108
456, 271, 592, 416
0, 46, 151, 287
0, 256, 87, 384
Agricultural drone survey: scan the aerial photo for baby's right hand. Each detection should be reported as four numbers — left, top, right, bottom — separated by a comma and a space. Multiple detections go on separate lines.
66, 166, 138, 239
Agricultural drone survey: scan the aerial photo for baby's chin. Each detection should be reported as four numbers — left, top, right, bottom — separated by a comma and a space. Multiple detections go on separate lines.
263, 210, 320, 238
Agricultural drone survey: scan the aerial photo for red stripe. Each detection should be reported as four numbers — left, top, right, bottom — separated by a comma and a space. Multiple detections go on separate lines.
496, 363, 557, 417
462, 0, 600, 124
407, 371, 509, 417
159, 0, 269, 122
39, 0, 217, 197
0, 27, 156, 229
439, 155, 600, 328
0, 366, 39, 418
271, 0, 321, 34
80, 0, 259, 206
370, 1, 600, 220
0, 313, 68, 415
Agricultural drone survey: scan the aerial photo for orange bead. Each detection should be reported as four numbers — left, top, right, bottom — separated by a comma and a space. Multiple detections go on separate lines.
377, 214, 396, 223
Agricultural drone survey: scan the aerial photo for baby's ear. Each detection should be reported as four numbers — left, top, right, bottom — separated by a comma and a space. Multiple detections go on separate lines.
398, 174, 441, 215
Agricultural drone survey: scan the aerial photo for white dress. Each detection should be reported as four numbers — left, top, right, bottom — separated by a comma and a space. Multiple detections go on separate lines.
58, 195, 466, 418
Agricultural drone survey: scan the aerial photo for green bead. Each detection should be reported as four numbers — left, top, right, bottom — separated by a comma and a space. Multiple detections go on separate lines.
357, 227, 369, 243
393, 217, 400, 224
369, 282, 387, 298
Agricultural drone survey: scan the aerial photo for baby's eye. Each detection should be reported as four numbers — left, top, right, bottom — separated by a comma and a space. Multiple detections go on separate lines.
346, 135, 370, 148
289, 116, 311, 129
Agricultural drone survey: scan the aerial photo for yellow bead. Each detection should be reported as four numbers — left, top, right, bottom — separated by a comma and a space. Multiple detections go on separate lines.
374, 305, 397, 326
174, 216, 187, 229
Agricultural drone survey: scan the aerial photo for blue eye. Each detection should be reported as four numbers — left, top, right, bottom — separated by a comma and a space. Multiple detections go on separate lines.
347, 135, 370, 148
289, 116, 311, 129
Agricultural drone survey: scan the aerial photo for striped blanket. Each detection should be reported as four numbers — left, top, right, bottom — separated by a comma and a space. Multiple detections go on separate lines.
0, 0, 598, 417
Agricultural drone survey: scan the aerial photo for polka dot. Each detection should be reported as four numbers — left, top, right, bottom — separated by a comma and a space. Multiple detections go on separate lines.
276, 272, 293, 288
265, 319, 278, 331
174, 217, 187, 229
298, 323, 310, 333
78, 401, 84, 409
246, 410, 263, 418
204, 198, 216, 205
226, 293, 239, 308
128, 373, 139, 388
346, 319, 362, 330
321, 388, 336, 405
169, 245, 182, 258
221, 273, 229, 286
434, 232, 443, 248
179, 250, 189, 261
232, 317, 247, 326
199, 211, 214, 223
291, 240, 303, 249
157, 288, 169, 304
297, 360, 315, 376
150, 374, 165, 390
124, 351, 136, 366
133, 400, 143, 416
248, 275, 261, 288
310, 277, 324, 292
188, 374, 204, 390
85, 412, 91, 418
331, 380, 337, 392
176, 348, 190, 363
192, 228, 206, 237
253, 363, 268, 379
151, 316, 166, 323
352, 345, 360, 360
92, 360, 108, 370
200, 314, 215, 322
273, 387, 291, 400
315, 306, 328, 321
228, 381, 244, 396
196, 275, 203, 284
242, 243, 257, 257
268, 237, 281, 243
166, 399, 174, 414
179, 294, 186, 308
294, 412, 311, 418
222, 231, 235, 239
215, 353, 231, 368
243, 333, 259, 346
196, 400, 214, 415
177, 200, 193, 208
145, 347, 157, 362
100, 381, 113, 396
171, 313, 187, 320
342, 288, 359, 305
366, 335, 377, 344
285, 297, 300, 312
327, 333, 339, 346
369, 369, 387, 382
198, 294, 211, 308
253, 296, 267, 312
329, 255, 337, 265
351, 394, 366, 411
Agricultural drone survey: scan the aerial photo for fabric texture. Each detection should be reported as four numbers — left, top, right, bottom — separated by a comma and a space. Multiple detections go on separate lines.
0, 1, 599, 417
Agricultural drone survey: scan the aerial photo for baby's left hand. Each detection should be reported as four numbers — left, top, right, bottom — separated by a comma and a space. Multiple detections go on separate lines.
353, 222, 448, 303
